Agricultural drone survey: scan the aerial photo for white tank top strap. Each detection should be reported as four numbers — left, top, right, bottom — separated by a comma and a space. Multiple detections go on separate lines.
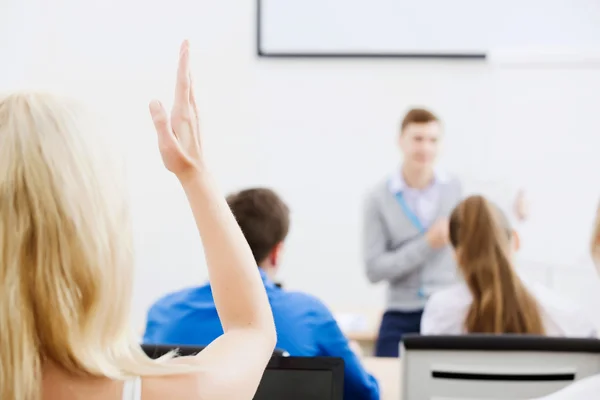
122, 376, 142, 400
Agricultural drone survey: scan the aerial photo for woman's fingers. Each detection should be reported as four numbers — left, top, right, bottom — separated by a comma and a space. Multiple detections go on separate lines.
189, 70, 200, 129
150, 100, 176, 149
173, 40, 191, 116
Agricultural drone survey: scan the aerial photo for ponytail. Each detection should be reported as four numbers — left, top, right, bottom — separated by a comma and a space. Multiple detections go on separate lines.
449, 195, 544, 334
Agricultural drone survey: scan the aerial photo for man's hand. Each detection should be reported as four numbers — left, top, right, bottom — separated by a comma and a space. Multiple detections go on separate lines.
425, 218, 449, 249
513, 189, 529, 222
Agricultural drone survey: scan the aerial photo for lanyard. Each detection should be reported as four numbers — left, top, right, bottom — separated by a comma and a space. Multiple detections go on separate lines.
394, 192, 426, 233
394, 191, 427, 299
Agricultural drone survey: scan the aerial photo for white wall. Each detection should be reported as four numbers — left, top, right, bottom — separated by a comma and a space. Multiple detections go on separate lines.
2, 0, 600, 328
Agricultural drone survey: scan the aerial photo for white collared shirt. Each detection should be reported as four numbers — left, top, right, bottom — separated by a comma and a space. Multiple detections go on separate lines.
388, 170, 449, 228
421, 273, 597, 338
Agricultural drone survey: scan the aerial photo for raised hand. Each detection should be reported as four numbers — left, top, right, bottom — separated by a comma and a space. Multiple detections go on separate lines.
150, 40, 203, 182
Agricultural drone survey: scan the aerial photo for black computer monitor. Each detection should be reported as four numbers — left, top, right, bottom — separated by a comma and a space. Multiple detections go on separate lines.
140, 344, 344, 400
141, 344, 289, 358
256, 356, 344, 400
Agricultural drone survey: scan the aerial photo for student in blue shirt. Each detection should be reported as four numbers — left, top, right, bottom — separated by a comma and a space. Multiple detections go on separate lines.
144, 188, 380, 400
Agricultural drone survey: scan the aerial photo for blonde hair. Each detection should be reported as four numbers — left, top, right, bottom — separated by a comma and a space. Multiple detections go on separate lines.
449, 196, 545, 335
0, 92, 195, 400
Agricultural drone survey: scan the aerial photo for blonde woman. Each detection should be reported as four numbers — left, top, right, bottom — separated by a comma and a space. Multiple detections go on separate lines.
0, 41, 276, 400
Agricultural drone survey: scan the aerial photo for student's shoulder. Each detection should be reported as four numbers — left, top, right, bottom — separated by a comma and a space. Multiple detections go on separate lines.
149, 284, 211, 312
283, 290, 329, 308
427, 283, 471, 309
422, 284, 471, 335
281, 290, 333, 316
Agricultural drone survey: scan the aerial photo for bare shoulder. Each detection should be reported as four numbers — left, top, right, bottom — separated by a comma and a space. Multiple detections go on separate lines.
141, 369, 234, 400
139, 331, 274, 400
141, 373, 203, 400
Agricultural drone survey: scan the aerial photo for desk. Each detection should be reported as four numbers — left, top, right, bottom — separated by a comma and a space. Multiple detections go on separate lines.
363, 357, 400, 400
335, 310, 382, 356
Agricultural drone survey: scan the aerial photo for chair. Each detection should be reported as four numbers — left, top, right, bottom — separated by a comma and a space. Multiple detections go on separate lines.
401, 334, 600, 399
141, 344, 289, 358
141, 344, 343, 399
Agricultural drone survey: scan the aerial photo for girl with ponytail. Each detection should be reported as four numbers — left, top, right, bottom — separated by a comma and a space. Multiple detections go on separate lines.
421, 195, 595, 337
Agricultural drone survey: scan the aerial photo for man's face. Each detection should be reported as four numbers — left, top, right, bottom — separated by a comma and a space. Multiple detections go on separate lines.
399, 121, 441, 169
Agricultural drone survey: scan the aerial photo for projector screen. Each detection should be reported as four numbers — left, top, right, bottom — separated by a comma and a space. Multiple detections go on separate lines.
257, 0, 600, 58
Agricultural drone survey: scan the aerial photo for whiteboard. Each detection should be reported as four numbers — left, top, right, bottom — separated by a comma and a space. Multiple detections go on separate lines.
258, 0, 600, 57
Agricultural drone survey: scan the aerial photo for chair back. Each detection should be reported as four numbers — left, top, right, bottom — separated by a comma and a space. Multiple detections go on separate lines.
401, 335, 600, 399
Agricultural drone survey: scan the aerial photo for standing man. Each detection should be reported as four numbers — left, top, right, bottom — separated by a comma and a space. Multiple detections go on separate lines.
363, 108, 463, 357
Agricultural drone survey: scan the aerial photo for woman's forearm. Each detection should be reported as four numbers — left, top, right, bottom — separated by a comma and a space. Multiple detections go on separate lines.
180, 171, 275, 337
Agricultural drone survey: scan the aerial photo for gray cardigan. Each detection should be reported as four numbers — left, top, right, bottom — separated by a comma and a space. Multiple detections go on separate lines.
362, 177, 463, 311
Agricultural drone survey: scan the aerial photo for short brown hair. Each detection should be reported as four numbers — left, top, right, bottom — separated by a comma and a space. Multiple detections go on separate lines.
400, 108, 439, 132
227, 188, 290, 264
